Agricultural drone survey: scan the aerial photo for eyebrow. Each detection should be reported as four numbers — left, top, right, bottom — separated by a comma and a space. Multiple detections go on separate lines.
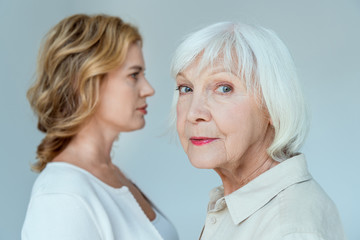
176, 72, 190, 82
177, 72, 185, 78
129, 65, 144, 71
177, 67, 237, 80
209, 66, 237, 76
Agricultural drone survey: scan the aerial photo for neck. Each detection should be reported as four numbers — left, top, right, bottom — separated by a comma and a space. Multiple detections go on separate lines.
53, 116, 120, 168
215, 155, 277, 195
214, 124, 278, 196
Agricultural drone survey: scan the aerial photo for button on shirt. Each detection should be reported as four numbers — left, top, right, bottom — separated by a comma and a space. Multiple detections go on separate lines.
201, 154, 346, 240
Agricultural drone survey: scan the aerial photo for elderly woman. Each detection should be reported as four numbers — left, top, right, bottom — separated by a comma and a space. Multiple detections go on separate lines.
171, 22, 346, 239
22, 14, 178, 240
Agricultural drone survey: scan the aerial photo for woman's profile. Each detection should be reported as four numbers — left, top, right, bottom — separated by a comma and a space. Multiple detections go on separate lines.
22, 14, 178, 240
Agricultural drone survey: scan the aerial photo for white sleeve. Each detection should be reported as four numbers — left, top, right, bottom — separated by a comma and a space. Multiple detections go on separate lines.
22, 193, 101, 240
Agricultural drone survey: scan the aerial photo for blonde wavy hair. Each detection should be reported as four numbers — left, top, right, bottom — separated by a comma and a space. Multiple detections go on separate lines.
27, 14, 142, 172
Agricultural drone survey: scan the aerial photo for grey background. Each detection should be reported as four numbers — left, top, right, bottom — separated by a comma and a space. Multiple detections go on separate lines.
1, 0, 359, 239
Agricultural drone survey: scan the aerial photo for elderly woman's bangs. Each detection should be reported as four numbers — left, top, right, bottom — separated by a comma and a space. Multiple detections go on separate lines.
202, 37, 257, 88
172, 22, 258, 93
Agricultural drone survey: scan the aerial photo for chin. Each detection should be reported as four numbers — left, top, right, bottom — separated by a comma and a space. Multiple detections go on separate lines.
121, 121, 145, 132
188, 155, 217, 169
135, 121, 146, 130
139, 120, 146, 129
185, 144, 224, 169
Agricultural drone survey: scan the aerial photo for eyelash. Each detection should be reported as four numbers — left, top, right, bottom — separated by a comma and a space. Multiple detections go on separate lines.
176, 84, 233, 95
130, 72, 140, 80
176, 85, 193, 95
215, 84, 233, 94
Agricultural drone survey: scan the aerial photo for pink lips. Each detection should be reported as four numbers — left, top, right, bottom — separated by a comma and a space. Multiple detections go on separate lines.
190, 137, 218, 146
137, 104, 148, 114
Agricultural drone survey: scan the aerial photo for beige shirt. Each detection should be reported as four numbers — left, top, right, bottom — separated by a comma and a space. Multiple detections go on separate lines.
201, 154, 346, 240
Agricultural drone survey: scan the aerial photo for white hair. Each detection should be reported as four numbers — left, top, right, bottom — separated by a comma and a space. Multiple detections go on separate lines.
170, 22, 309, 162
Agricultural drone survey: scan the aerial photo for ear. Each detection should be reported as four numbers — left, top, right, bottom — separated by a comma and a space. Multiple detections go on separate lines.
263, 107, 272, 126
259, 105, 273, 127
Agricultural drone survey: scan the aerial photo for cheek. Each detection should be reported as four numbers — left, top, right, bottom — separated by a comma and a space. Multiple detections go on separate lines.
209, 98, 243, 132
176, 103, 185, 135
210, 99, 255, 155
176, 100, 190, 150
176, 98, 188, 130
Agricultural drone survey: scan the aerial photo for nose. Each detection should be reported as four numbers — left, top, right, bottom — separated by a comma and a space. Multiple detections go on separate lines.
140, 77, 155, 98
186, 93, 211, 124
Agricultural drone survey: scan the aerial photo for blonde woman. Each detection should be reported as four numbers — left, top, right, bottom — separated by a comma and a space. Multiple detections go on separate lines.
22, 14, 178, 240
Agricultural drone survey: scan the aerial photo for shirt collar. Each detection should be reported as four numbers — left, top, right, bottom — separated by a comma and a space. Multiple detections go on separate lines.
208, 154, 312, 225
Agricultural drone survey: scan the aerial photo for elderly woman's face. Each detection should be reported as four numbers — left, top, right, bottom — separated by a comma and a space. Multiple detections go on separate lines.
176, 61, 271, 170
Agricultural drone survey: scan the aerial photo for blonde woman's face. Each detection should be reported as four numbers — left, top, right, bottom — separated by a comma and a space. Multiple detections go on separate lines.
95, 43, 154, 132
176, 61, 270, 170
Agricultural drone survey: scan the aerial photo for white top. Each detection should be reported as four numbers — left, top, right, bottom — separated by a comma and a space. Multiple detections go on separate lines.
22, 162, 178, 240
201, 154, 346, 240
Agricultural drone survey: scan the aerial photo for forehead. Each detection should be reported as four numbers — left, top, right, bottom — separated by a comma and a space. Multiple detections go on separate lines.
177, 56, 239, 81
123, 43, 144, 67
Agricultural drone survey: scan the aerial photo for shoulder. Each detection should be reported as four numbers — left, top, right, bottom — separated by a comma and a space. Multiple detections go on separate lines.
22, 192, 101, 240
274, 178, 345, 240
30, 162, 97, 197
280, 177, 336, 212
22, 163, 103, 239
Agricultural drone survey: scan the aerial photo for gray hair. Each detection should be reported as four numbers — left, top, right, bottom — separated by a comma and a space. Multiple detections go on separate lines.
170, 22, 309, 162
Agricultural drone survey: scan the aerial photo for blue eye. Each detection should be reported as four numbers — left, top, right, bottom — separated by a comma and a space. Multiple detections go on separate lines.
216, 85, 232, 93
130, 72, 139, 80
176, 86, 193, 94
